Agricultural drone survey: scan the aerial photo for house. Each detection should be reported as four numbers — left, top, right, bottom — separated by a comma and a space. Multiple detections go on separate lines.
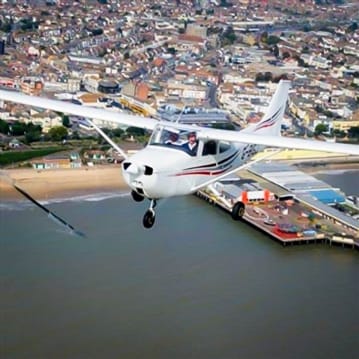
83, 150, 107, 163
8, 138, 21, 149
32, 154, 71, 170
31, 152, 81, 169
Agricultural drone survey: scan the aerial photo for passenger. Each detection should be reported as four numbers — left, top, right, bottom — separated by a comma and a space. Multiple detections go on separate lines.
182, 131, 198, 156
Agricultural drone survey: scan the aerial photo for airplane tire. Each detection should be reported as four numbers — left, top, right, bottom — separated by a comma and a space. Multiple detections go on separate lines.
231, 202, 245, 220
143, 210, 155, 229
131, 190, 144, 202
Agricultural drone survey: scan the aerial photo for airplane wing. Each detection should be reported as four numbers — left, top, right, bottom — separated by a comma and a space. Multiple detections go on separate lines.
0, 89, 359, 156
197, 128, 359, 156
0, 89, 158, 130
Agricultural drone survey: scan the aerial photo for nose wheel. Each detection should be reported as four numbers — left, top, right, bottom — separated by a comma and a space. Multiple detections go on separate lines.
143, 199, 157, 229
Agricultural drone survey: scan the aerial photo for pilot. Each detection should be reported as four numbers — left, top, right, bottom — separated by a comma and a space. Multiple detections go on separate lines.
182, 131, 198, 156
166, 132, 179, 145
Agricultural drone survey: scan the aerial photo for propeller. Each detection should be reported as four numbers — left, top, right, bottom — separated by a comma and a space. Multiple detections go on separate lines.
1, 171, 85, 238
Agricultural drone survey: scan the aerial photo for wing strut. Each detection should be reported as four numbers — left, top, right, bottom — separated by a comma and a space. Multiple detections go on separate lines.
86, 119, 128, 160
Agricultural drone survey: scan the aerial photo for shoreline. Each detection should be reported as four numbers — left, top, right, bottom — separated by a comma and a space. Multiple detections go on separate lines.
292, 161, 359, 174
1, 161, 358, 203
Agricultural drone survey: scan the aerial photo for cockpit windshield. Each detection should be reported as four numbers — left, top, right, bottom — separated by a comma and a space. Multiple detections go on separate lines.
149, 125, 199, 156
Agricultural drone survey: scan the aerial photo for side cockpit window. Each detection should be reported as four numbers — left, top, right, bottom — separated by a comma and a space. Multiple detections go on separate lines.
202, 140, 217, 156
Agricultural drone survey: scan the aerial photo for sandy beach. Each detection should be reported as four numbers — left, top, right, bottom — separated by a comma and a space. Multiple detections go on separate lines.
0, 165, 129, 201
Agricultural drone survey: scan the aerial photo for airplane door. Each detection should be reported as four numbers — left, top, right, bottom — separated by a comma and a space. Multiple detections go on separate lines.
201, 139, 219, 166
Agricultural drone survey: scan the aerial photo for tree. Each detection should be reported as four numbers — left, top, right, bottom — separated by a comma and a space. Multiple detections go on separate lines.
112, 128, 124, 137
347, 21, 358, 33
167, 47, 176, 55
220, 0, 233, 7
91, 28, 103, 36
221, 26, 236, 46
266, 35, 280, 46
348, 126, 359, 138
331, 129, 346, 138
48, 126, 68, 141
62, 115, 71, 128
0, 21, 11, 32
0, 119, 9, 134
24, 122, 42, 144
71, 131, 80, 140
126, 126, 145, 137
255, 73, 265, 82
10, 122, 27, 136
314, 123, 328, 136
264, 72, 273, 82
19, 18, 39, 31
25, 131, 41, 144
256, 72, 273, 82
9, 122, 42, 136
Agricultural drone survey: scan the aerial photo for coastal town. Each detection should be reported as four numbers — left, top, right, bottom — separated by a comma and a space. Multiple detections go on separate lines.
0, 0, 358, 147
0, 0, 358, 246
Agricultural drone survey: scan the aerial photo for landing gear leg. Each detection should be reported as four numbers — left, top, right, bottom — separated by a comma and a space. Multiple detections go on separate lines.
143, 199, 157, 229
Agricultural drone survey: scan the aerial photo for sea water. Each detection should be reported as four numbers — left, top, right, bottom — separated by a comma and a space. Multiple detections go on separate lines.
0, 171, 358, 358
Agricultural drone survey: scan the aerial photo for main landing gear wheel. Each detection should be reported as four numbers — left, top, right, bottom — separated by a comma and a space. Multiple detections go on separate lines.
131, 189, 144, 202
231, 201, 245, 220
143, 210, 155, 228
143, 199, 157, 229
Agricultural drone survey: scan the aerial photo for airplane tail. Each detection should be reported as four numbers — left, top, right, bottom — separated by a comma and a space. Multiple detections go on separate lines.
242, 80, 291, 136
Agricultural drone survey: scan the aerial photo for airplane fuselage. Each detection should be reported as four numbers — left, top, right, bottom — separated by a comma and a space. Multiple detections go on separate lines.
122, 141, 260, 199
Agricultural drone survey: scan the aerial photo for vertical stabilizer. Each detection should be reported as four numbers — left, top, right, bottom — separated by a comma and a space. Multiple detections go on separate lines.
242, 80, 291, 136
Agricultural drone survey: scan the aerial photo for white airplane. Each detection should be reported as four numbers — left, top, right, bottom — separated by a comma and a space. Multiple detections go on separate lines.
0, 80, 358, 230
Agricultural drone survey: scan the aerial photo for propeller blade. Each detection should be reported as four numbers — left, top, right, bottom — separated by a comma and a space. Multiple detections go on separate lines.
12, 183, 86, 238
